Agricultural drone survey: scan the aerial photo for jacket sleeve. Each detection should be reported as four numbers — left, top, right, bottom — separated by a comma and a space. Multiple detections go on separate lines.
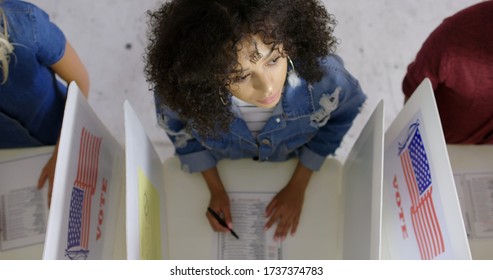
155, 100, 218, 173
299, 56, 367, 171
402, 21, 450, 101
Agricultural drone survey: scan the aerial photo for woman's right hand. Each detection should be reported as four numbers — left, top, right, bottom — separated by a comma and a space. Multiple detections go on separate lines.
206, 189, 232, 232
201, 167, 233, 232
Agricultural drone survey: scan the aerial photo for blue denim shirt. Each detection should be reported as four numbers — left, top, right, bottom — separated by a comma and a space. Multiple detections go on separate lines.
156, 55, 366, 173
0, 0, 66, 148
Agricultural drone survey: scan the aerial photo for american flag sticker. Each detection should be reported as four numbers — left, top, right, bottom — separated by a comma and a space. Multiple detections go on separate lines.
65, 127, 102, 260
398, 121, 445, 260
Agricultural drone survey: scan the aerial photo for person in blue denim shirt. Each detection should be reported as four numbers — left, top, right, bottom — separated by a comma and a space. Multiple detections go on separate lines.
145, 0, 366, 241
0, 0, 89, 204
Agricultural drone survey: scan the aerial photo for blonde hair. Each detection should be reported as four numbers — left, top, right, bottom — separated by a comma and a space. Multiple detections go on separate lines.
0, 7, 14, 84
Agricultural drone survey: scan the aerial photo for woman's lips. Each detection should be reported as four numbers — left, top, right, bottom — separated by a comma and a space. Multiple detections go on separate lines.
258, 90, 280, 105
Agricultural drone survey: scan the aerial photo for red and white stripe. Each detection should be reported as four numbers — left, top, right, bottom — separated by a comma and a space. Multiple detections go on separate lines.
400, 150, 445, 259
74, 127, 102, 248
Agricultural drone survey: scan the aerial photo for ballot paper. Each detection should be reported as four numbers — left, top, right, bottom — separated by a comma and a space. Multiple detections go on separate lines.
0, 151, 50, 251
212, 192, 282, 260
454, 173, 493, 239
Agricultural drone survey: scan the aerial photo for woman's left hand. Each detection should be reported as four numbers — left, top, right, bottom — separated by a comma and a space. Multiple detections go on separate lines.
37, 147, 58, 208
265, 183, 306, 241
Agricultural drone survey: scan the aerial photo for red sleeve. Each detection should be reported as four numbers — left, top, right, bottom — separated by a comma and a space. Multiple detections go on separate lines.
402, 21, 450, 101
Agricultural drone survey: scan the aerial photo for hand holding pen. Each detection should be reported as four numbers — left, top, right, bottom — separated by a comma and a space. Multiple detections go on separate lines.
207, 207, 239, 239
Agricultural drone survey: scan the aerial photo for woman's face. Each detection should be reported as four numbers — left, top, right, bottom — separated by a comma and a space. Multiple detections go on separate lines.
227, 35, 288, 108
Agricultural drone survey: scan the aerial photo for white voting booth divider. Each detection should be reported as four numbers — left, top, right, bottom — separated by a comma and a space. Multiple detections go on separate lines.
341, 100, 384, 259
124, 78, 471, 260
42, 82, 125, 260
124, 101, 169, 260
381, 79, 471, 259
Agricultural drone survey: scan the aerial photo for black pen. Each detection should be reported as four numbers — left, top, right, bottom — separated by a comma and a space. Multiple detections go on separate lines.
207, 207, 239, 239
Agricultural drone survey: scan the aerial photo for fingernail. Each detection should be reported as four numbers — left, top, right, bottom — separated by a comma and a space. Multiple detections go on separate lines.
274, 236, 279, 241
228, 222, 233, 229
282, 236, 286, 241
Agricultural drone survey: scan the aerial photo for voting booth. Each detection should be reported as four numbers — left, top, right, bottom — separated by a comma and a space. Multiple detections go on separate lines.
124, 98, 385, 259
1, 79, 480, 260
124, 78, 473, 260
42, 82, 126, 260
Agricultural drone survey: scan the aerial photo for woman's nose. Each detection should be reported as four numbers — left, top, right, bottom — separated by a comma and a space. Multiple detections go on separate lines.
253, 72, 273, 94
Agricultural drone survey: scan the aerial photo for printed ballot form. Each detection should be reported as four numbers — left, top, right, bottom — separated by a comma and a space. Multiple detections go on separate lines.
0, 148, 52, 255
1, 186, 46, 250
454, 173, 493, 239
212, 192, 282, 260
447, 144, 493, 259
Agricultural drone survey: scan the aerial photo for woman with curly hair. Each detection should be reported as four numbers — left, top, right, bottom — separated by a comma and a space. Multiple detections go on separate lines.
145, 0, 366, 241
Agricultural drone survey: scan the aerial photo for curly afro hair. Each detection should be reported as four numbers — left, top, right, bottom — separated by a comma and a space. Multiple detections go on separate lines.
144, 0, 337, 138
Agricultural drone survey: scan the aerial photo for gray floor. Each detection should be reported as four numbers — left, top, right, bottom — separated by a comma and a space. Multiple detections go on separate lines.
31, 0, 481, 162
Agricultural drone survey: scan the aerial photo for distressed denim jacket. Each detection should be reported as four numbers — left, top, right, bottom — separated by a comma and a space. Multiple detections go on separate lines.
156, 55, 367, 173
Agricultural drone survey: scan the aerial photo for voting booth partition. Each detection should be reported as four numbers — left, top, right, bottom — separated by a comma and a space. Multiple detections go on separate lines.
42, 82, 126, 260
341, 100, 384, 259
124, 101, 169, 260
381, 79, 470, 259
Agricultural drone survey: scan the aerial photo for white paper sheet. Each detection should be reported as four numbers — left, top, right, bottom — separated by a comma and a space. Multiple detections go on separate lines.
454, 173, 493, 239
212, 192, 282, 260
0, 151, 50, 251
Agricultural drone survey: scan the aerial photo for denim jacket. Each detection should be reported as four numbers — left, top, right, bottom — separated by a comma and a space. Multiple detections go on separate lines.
156, 55, 366, 173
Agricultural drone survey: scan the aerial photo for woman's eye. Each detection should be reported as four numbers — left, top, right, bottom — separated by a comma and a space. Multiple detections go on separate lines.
234, 74, 249, 83
269, 56, 281, 65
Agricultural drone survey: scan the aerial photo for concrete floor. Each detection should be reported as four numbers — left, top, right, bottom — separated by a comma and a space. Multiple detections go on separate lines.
30, 0, 481, 162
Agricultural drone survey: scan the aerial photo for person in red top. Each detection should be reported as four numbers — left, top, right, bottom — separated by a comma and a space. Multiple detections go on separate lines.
402, 1, 493, 144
